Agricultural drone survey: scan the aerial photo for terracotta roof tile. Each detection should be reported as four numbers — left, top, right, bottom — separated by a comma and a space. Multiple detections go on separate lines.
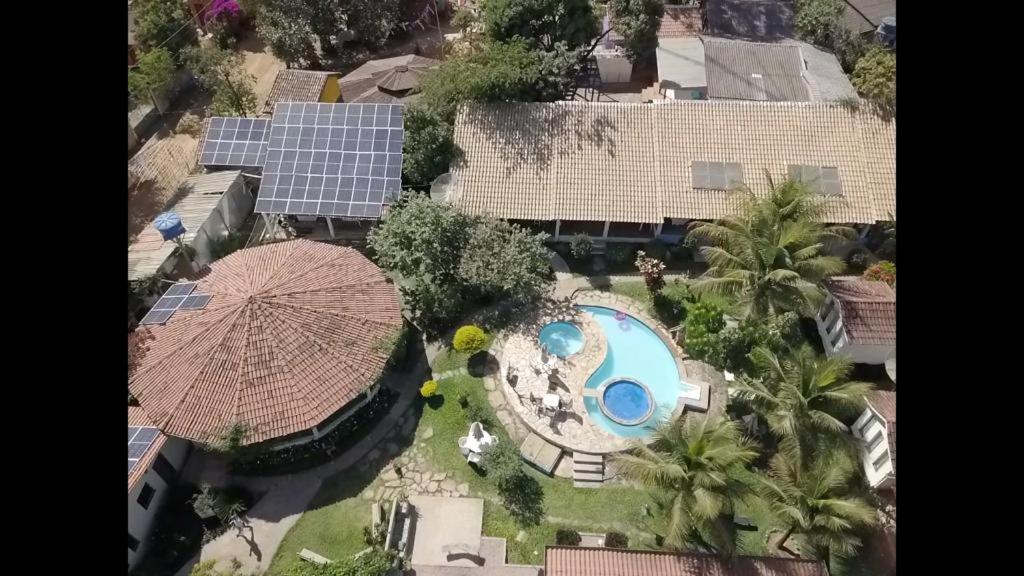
545, 547, 828, 576
264, 70, 334, 114
451, 101, 896, 225
128, 239, 403, 444
659, 5, 704, 38
826, 276, 896, 345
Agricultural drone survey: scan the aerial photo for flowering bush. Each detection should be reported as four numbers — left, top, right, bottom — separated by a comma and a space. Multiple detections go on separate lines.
453, 325, 488, 354
863, 260, 896, 285
420, 380, 439, 397
635, 250, 667, 294
206, 0, 240, 22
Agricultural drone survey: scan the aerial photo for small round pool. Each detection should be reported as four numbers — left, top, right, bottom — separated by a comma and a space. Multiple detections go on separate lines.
598, 378, 655, 426
538, 321, 585, 357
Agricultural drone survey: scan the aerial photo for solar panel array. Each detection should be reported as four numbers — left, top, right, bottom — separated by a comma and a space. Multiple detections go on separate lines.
140, 282, 213, 325
253, 102, 404, 218
199, 117, 271, 167
129, 426, 160, 474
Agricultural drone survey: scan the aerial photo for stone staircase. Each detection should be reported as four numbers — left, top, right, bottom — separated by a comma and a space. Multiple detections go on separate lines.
572, 452, 605, 488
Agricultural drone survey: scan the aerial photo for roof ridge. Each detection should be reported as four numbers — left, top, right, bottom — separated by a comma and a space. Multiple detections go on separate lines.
544, 546, 827, 563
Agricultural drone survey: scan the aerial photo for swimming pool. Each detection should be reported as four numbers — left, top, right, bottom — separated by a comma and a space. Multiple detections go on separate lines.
539, 321, 585, 357
580, 306, 685, 438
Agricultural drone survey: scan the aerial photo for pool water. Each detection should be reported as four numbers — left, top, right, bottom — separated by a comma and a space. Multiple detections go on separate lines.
601, 380, 653, 425
539, 321, 585, 357
580, 306, 681, 438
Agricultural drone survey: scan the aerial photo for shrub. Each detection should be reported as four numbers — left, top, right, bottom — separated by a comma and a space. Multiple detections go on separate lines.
682, 301, 726, 359
606, 243, 633, 264
863, 260, 896, 285
555, 528, 582, 546
652, 291, 687, 326
453, 325, 488, 354
846, 248, 872, 272
420, 380, 439, 397
716, 313, 799, 373
277, 548, 396, 576
852, 46, 896, 112
464, 399, 492, 426
570, 233, 593, 259
635, 250, 667, 294
457, 391, 470, 408
604, 531, 629, 548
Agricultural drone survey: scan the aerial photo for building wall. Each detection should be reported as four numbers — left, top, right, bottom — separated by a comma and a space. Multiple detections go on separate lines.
815, 294, 894, 364
191, 178, 256, 267
851, 407, 895, 490
128, 437, 191, 571
320, 75, 342, 103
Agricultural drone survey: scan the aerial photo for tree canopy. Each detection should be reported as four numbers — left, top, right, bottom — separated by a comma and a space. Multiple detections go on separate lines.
479, 0, 599, 51
184, 45, 259, 117
608, 0, 665, 62
852, 47, 896, 113
255, 0, 322, 68
128, 48, 176, 105
794, 0, 844, 48
133, 0, 197, 58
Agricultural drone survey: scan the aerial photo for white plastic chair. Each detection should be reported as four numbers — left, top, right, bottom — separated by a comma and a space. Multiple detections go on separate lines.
458, 437, 471, 457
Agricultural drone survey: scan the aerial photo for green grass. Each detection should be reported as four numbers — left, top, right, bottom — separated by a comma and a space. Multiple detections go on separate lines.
432, 333, 494, 373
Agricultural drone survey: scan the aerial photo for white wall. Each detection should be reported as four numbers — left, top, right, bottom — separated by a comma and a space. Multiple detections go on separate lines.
192, 178, 255, 268
594, 50, 633, 83
128, 437, 191, 571
815, 295, 894, 365
851, 408, 895, 490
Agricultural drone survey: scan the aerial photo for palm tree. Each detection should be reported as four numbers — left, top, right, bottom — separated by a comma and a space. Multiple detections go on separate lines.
759, 451, 877, 569
688, 178, 850, 318
731, 345, 874, 465
612, 417, 759, 558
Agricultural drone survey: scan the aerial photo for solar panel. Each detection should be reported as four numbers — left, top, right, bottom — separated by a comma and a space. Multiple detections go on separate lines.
199, 117, 271, 167
139, 282, 210, 325
254, 102, 404, 218
128, 425, 160, 474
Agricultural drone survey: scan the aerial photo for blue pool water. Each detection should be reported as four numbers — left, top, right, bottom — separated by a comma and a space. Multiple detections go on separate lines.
602, 380, 653, 425
539, 321, 585, 357
580, 306, 681, 438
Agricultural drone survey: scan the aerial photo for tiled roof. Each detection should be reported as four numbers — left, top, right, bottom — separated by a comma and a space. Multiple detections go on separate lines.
843, 0, 895, 34
339, 55, 440, 104
263, 70, 334, 114
544, 547, 828, 576
866, 390, 896, 476
706, 0, 795, 41
128, 406, 167, 491
451, 101, 896, 225
128, 240, 404, 445
704, 38, 809, 101
658, 5, 703, 38
826, 276, 896, 345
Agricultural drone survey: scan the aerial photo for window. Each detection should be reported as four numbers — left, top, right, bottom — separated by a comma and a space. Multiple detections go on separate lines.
787, 165, 843, 196
128, 532, 140, 552
872, 451, 889, 471
152, 453, 177, 485
137, 483, 156, 509
692, 161, 744, 190
866, 430, 884, 452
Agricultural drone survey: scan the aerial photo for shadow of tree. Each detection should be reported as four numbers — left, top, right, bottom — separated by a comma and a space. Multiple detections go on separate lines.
499, 473, 546, 527
467, 351, 500, 377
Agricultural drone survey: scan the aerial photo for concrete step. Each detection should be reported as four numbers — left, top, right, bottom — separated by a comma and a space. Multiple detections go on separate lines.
573, 479, 604, 488
572, 471, 604, 482
573, 452, 604, 465
573, 462, 604, 474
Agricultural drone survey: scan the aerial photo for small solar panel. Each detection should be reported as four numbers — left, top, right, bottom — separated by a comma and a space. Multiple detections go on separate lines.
255, 102, 404, 218
200, 117, 271, 167
128, 425, 160, 474
140, 282, 211, 325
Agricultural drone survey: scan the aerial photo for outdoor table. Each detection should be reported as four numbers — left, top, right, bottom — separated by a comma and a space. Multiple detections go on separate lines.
542, 393, 561, 410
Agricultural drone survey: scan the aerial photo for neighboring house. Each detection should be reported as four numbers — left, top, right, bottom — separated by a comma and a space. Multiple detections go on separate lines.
659, 4, 704, 38
545, 546, 828, 576
843, 0, 896, 35
338, 55, 440, 104
658, 37, 857, 102
128, 406, 190, 571
705, 0, 795, 41
128, 240, 403, 447
263, 69, 343, 115
449, 101, 895, 243
128, 170, 256, 283
815, 276, 896, 365
851, 390, 895, 490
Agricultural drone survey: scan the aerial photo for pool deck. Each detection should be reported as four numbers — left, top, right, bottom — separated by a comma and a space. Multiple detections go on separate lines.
485, 292, 724, 456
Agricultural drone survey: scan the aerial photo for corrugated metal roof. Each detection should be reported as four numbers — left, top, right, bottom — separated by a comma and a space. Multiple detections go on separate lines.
127, 171, 243, 281
703, 38, 809, 101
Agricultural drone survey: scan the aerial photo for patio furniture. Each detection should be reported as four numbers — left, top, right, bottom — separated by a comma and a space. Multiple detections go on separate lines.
458, 436, 471, 456
542, 393, 561, 411
559, 396, 574, 413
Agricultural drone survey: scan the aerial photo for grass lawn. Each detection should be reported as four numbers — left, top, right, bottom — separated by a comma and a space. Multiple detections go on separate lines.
431, 333, 495, 374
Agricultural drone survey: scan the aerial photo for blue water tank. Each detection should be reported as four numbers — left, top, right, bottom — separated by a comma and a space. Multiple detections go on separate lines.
153, 211, 186, 241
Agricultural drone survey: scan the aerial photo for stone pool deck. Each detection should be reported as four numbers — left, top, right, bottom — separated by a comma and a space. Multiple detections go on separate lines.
484, 292, 725, 456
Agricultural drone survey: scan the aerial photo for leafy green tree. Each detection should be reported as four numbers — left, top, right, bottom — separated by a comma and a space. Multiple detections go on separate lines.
852, 47, 896, 112
459, 220, 552, 301
479, 0, 599, 51
688, 179, 849, 318
346, 0, 402, 49
730, 345, 873, 465
794, 0, 844, 47
128, 48, 177, 110
607, 0, 664, 62
759, 452, 877, 569
134, 0, 197, 58
612, 417, 759, 558
482, 438, 545, 524
184, 45, 259, 117
402, 103, 457, 185
255, 0, 321, 67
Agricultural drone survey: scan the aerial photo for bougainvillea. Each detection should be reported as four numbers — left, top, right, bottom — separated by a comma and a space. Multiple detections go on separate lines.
207, 0, 241, 22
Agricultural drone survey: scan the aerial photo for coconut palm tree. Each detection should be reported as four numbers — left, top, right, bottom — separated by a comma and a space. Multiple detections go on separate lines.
612, 417, 759, 558
731, 345, 874, 465
759, 451, 877, 569
688, 178, 850, 318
